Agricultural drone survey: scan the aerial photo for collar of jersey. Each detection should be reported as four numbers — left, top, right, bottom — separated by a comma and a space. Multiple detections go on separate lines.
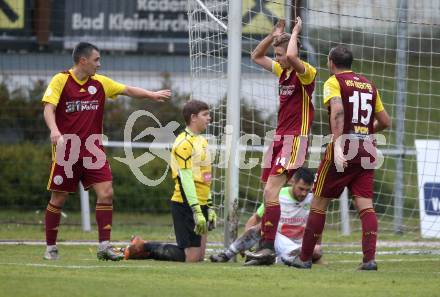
69, 69, 89, 85
284, 68, 294, 80
336, 70, 353, 75
185, 127, 197, 136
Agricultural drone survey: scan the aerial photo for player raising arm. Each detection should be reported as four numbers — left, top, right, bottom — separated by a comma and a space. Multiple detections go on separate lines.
42, 42, 171, 261
246, 17, 317, 265
285, 45, 391, 270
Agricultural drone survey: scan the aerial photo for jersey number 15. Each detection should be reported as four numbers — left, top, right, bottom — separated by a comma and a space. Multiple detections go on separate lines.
349, 91, 372, 125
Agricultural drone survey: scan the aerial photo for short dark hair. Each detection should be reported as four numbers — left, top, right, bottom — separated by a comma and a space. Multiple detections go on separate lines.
182, 100, 210, 125
292, 167, 314, 185
329, 45, 353, 69
72, 42, 99, 64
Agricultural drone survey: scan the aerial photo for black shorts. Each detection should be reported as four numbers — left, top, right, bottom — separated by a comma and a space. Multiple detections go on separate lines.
171, 201, 209, 249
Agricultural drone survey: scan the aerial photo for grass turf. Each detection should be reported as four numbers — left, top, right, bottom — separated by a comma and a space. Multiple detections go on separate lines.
1, 245, 439, 297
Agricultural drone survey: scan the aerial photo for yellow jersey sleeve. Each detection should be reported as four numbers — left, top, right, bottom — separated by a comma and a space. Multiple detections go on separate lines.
375, 89, 384, 112
296, 61, 317, 85
272, 60, 283, 78
323, 75, 341, 106
173, 139, 193, 169
93, 74, 126, 99
42, 73, 69, 106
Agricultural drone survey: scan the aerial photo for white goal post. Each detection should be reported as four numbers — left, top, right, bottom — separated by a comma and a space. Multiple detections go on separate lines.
186, 0, 440, 244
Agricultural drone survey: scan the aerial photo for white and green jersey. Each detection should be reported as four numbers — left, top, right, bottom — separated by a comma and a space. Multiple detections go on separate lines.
257, 187, 312, 241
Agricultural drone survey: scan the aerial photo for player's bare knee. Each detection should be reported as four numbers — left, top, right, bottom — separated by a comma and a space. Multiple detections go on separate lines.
185, 248, 202, 263
97, 187, 113, 203
263, 186, 279, 202
311, 196, 330, 211
49, 191, 68, 207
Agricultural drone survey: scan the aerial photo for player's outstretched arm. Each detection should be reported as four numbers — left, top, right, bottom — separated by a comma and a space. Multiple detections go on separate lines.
122, 86, 171, 102
251, 19, 285, 72
373, 109, 391, 132
43, 103, 63, 145
286, 17, 305, 74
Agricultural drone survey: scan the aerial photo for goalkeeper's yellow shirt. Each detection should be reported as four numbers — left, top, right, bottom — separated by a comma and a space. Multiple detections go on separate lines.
171, 128, 212, 205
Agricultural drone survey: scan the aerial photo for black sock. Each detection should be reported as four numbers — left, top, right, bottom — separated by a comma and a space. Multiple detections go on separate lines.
144, 242, 186, 262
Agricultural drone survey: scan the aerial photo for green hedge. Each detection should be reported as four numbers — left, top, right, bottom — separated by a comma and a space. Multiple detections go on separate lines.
0, 143, 174, 212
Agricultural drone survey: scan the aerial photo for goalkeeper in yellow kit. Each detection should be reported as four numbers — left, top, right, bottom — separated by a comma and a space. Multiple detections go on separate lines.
124, 100, 216, 262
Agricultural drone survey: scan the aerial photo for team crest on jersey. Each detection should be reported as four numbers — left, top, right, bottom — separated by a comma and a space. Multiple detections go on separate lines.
88, 86, 97, 95
53, 175, 63, 185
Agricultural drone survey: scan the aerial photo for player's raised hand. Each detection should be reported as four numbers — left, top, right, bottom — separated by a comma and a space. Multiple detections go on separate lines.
292, 17, 302, 35
152, 89, 171, 102
272, 19, 285, 37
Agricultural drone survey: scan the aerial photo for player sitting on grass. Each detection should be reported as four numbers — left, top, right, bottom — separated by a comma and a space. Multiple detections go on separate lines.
124, 100, 216, 262
210, 168, 323, 265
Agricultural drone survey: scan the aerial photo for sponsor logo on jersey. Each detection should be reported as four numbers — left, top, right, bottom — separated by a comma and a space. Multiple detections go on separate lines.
279, 85, 296, 96
203, 172, 212, 182
65, 100, 99, 113
280, 217, 306, 224
354, 125, 369, 135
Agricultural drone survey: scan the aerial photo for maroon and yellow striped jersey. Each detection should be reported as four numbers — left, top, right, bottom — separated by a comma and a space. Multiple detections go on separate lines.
323, 71, 385, 163
272, 60, 316, 136
42, 70, 126, 157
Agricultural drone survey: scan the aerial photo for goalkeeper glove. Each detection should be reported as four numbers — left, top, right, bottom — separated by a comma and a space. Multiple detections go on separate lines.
207, 207, 217, 231
191, 205, 207, 235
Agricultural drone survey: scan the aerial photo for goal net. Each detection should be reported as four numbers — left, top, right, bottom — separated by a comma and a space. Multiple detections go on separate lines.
188, 0, 440, 241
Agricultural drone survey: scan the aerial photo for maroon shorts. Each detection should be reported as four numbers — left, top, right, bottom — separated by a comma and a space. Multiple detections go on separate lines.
261, 135, 308, 182
47, 159, 112, 193
313, 158, 374, 199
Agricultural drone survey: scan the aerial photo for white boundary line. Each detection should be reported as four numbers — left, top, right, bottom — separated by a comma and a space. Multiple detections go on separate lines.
2, 240, 440, 248
0, 257, 439, 272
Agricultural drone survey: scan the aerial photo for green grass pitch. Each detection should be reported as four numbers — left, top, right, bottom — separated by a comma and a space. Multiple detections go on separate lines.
1, 211, 440, 297
1, 245, 440, 297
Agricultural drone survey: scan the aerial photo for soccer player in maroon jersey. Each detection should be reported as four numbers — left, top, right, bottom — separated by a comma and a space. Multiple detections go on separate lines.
42, 42, 171, 261
284, 45, 391, 270
246, 17, 316, 265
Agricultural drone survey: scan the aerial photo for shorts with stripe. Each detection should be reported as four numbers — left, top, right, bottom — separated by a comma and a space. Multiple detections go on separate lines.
261, 135, 308, 182
47, 145, 112, 193
313, 156, 374, 199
